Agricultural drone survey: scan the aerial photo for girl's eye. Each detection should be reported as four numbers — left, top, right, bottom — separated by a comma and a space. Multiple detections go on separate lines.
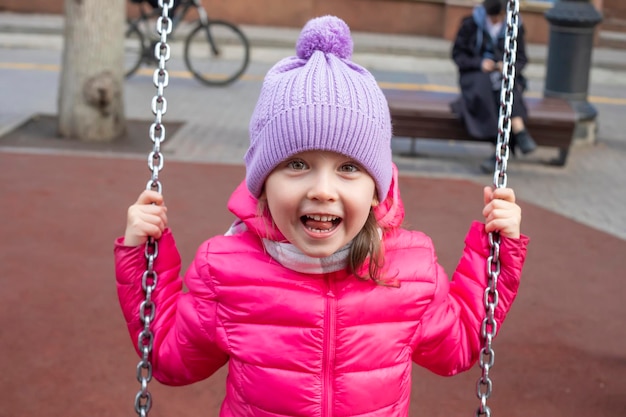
339, 163, 359, 173
287, 160, 307, 170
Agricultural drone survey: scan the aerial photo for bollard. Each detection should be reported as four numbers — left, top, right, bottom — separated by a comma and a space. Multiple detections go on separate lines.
544, 0, 603, 143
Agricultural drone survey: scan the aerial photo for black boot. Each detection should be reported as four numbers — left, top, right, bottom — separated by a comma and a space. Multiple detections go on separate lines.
514, 129, 537, 154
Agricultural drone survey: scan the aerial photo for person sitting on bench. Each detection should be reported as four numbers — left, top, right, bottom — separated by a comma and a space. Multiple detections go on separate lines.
451, 0, 537, 173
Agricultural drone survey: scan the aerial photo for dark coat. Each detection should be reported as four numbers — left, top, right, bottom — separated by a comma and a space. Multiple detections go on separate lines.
451, 6, 529, 141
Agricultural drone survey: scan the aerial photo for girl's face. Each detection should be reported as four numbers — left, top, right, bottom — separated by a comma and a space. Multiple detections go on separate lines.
262, 150, 378, 258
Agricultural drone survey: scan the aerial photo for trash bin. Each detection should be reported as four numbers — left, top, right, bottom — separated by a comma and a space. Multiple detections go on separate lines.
544, 0, 603, 121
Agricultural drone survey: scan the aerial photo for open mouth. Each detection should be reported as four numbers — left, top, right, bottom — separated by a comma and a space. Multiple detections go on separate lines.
301, 214, 342, 233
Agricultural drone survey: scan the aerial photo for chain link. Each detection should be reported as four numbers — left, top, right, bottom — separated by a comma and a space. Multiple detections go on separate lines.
475, 1, 519, 416
492, 0, 518, 190
134, 1, 173, 416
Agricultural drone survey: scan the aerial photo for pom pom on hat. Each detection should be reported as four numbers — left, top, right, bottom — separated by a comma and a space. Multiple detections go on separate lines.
295, 15, 353, 60
245, 15, 393, 202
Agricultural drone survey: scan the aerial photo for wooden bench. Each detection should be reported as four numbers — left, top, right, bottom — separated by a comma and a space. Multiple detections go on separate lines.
383, 89, 578, 166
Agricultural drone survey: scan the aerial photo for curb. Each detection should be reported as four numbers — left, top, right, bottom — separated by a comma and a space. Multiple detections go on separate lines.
1, 13, 626, 72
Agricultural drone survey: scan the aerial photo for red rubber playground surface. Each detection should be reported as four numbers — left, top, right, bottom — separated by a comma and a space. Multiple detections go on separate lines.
1, 151, 625, 417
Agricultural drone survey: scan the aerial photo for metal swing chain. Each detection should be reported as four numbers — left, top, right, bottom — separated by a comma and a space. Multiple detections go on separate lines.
135, 1, 173, 416
475, 0, 519, 416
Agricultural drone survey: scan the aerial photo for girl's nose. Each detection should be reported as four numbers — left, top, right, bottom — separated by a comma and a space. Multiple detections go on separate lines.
306, 171, 338, 202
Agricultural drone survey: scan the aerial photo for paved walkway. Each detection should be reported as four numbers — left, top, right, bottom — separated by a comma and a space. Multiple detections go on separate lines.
1, 12, 625, 241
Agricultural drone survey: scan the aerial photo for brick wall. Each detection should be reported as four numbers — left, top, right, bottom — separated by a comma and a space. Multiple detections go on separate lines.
0, 0, 563, 44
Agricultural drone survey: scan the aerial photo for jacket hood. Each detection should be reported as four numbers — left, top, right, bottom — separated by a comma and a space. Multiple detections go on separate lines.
472, 5, 489, 31
472, 4, 522, 31
227, 163, 405, 241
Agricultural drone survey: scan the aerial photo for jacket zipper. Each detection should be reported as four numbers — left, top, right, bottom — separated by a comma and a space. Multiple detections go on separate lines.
322, 275, 337, 417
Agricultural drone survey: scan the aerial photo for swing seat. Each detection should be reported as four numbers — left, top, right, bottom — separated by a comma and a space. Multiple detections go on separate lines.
384, 89, 577, 166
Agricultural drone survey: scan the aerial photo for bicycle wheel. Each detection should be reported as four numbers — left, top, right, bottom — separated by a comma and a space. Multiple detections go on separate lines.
124, 22, 145, 78
184, 21, 250, 86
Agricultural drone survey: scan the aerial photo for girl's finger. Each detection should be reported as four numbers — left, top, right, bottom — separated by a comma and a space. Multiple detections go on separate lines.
483, 186, 493, 206
135, 189, 164, 206
491, 187, 516, 203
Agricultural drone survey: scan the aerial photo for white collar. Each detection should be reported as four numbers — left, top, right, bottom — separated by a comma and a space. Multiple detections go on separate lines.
262, 238, 351, 274
225, 219, 350, 274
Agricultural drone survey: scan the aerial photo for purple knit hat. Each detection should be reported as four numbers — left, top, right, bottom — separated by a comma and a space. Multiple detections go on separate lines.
244, 15, 393, 202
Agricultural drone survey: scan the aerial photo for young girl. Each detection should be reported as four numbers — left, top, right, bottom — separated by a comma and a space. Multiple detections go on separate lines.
115, 15, 528, 416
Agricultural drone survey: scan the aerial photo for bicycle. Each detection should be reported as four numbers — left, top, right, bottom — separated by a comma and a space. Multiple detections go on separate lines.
125, 0, 250, 86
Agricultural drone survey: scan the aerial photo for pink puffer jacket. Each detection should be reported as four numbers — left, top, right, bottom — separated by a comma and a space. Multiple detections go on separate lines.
115, 169, 528, 416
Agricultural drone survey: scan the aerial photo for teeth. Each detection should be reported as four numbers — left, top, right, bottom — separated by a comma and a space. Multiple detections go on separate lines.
308, 215, 338, 222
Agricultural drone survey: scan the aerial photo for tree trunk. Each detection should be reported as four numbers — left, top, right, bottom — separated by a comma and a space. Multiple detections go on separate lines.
58, 0, 126, 142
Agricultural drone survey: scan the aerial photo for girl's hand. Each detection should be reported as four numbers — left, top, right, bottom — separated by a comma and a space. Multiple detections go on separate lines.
482, 186, 521, 239
123, 190, 168, 247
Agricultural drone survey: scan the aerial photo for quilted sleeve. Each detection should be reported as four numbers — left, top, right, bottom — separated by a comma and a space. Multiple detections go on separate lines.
114, 230, 228, 386
411, 221, 528, 376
